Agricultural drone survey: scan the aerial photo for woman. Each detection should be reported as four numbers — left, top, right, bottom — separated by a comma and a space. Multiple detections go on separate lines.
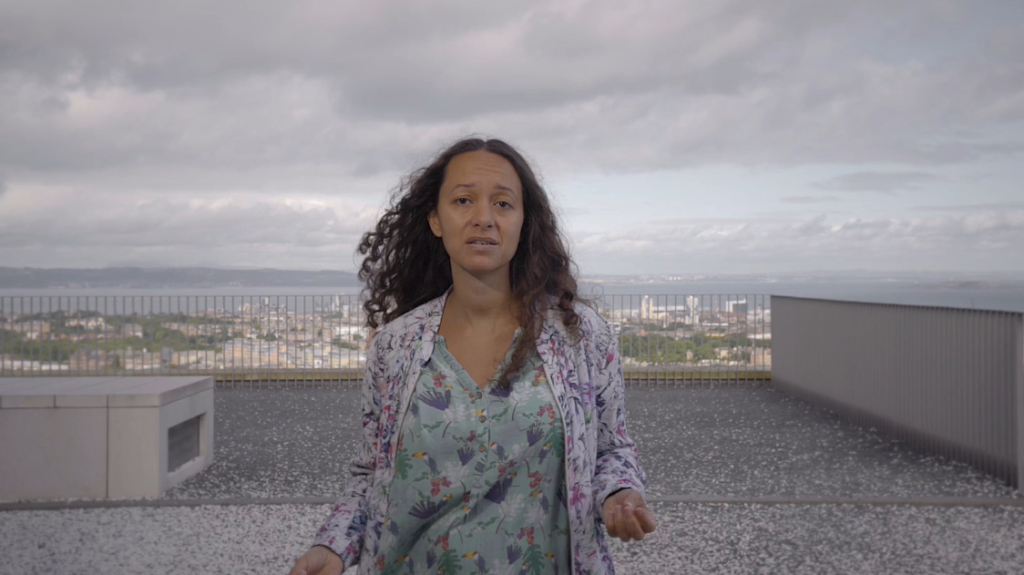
290, 138, 655, 575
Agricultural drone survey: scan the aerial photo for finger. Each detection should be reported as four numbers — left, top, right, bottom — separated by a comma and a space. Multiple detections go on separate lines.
621, 503, 645, 542
608, 503, 628, 542
627, 510, 647, 541
635, 506, 658, 533
288, 557, 308, 575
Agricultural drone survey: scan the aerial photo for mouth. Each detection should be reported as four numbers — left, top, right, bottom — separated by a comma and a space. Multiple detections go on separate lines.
467, 238, 498, 246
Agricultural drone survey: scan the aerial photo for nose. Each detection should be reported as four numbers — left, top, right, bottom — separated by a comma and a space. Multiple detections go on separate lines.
471, 202, 495, 228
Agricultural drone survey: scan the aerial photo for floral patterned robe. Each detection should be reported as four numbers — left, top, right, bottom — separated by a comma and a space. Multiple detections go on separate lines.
312, 290, 647, 575
374, 332, 571, 574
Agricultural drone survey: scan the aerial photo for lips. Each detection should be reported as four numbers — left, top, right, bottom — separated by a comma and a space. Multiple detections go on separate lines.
466, 237, 498, 245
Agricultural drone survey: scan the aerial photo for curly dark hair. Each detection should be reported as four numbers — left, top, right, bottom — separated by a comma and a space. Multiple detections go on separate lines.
357, 137, 583, 388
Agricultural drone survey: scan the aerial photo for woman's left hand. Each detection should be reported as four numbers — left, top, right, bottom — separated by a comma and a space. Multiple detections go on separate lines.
601, 488, 657, 542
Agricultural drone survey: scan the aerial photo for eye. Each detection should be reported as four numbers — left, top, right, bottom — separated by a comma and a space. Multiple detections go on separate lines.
455, 197, 471, 205
496, 201, 513, 209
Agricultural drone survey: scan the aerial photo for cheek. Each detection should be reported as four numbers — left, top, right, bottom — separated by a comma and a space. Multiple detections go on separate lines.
513, 216, 526, 244
439, 228, 459, 253
433, 209, 461, 238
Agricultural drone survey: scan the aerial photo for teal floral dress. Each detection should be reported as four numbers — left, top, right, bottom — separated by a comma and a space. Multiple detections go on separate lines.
373, 331, 571, 575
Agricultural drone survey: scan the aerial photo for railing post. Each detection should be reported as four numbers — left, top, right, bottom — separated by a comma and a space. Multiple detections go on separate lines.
1016, 313, 1024, 491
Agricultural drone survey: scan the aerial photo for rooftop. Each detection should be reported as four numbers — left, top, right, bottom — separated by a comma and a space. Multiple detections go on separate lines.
2, 385, 1022, 574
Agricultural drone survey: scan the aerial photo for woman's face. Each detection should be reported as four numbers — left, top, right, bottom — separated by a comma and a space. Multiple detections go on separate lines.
429, 150, 525, 282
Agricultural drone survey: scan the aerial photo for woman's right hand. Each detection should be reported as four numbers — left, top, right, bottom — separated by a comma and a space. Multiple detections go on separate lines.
288, 545, 344, 575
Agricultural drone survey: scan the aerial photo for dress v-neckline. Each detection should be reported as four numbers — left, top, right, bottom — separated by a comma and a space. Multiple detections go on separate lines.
434, 328, 522, 389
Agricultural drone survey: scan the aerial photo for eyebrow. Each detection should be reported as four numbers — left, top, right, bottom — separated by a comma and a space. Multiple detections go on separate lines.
449, 182, 517, 193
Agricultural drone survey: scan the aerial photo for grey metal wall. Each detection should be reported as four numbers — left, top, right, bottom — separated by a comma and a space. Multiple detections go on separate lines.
772, 296, 1024, 488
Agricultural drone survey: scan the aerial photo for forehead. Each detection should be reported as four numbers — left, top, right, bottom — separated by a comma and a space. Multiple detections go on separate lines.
442, 150, 522, 195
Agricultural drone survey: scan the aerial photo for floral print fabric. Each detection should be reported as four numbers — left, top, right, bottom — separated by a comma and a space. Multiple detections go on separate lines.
312, 289, 646, 575
374, 333, 570, 574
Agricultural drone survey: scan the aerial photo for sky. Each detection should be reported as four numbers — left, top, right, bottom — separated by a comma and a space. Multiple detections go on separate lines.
1, 0, 1022, 276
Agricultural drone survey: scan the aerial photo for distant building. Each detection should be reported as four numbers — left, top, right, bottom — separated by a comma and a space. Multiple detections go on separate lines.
116, 350, 162, 370
9, 320, 51, 335
727, 300, 748, 315
67, 317, 105, 330
170, 350, 219, 368
162, 322, 220, 337
69, 350, 117, 370
752, 348, 772, 368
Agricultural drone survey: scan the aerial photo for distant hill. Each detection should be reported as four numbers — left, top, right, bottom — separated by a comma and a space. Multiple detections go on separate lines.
0, 267, 362, 289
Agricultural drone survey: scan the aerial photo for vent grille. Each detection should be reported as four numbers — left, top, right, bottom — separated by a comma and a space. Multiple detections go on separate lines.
168, 415, 201, 472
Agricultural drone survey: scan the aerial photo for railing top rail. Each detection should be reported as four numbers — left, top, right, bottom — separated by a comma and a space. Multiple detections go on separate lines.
771, 294, 1024, 316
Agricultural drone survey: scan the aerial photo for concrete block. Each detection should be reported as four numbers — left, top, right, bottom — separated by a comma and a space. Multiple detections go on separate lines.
163, 388, 215, 491
0, 377, 215, 501
0, 377, 111, 394
0, 378, 42, 392
107, 386, 215, 498
103, 377, 212, 408
0, 407, 107, 501
107, 406, 162, 499
55, 394, 108, 408
1, 395, 54, 409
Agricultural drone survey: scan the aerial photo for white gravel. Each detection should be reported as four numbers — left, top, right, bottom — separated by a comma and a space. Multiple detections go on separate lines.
4, 387, 1022, 574
626, 387, 1018, 499
161, 387, 1018, 501
3, 502, 1023, 574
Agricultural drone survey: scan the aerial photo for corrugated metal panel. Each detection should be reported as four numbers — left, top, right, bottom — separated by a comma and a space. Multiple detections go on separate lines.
773, 296, 1023, 488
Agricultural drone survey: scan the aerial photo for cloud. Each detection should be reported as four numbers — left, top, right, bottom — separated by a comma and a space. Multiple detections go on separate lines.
781, 195, 841, 204
913, 201, 1024, 212
572, 210, 1024, 273
0, 0, 1022, 178
1, 0, 1022, 273
812, 171, 941, 194
0, 189, 380, 269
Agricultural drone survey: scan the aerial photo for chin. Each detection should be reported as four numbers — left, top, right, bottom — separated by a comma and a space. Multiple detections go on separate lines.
458, 262, 512, 276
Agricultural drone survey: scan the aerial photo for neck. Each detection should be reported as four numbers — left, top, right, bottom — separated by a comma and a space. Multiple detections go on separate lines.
446, 268, 518, 328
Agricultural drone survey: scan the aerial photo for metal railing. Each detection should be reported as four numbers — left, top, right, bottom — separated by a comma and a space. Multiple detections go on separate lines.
595, 294, 771, 385
0, 293, 771, 386
771, 296, 1024, 489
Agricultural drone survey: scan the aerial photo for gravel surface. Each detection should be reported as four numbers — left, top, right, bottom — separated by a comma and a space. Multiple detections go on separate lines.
4, 386, 1022, 574
3, 502, 1023, 574
165, 388, 362, 500
628, 387, 1017, 499
164, 387, 1017, 501
606, 501, 1024, 574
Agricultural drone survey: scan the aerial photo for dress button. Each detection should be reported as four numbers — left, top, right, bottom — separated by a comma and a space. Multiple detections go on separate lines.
478, 445, 486, 452
478, 416, 487, 422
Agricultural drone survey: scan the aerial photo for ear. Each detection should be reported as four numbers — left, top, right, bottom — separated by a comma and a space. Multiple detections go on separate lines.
428, 209, 442, 238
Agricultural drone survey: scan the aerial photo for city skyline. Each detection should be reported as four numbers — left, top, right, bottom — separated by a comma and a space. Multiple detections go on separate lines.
1, 292, 769, 375
1, 1, 1022, 275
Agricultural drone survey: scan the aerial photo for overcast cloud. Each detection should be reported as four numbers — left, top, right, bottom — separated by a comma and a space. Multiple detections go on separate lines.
1, 0, 1022, 274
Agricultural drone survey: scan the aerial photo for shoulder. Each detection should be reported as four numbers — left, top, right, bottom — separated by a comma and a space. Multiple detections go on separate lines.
572, 301, 607, 333
372, 294, 445, 352
543, 297, 613, 350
